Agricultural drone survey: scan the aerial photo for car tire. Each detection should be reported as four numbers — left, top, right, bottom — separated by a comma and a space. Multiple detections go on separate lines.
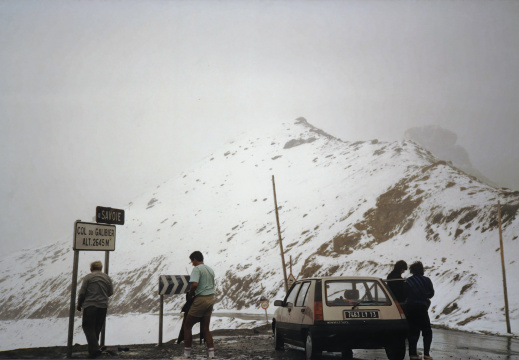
384, 336, 406, 360
341, 348, 353, 359
305, 331, 321, 360
274, 324, 284, 350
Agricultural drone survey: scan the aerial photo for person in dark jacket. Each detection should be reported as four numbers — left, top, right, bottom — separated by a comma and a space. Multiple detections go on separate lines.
386, 260, 408, 304
77, 261, 113, 359
405, 261, 435, 360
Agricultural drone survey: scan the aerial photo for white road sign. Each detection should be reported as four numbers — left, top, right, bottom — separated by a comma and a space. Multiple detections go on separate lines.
287, 273, 296, 287
74, 221, 116, 251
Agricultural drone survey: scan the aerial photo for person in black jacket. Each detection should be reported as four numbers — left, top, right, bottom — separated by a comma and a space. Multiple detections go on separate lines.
405, 261, 435, 360
386, 260, 408, 304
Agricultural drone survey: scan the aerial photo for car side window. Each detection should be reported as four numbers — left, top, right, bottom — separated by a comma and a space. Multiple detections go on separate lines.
285, 282, 302, 306
295, 282, 310, 307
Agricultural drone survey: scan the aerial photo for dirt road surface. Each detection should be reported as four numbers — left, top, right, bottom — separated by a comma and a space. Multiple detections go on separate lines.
2, 324, 518, 360
0, 325, 379, 360
0, 325, 295, 360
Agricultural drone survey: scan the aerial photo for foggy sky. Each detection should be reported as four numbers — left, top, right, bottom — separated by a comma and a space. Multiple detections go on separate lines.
1, 0, 519, 254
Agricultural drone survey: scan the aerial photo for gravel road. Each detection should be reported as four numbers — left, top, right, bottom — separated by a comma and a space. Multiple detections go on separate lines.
0, 325, 304, 360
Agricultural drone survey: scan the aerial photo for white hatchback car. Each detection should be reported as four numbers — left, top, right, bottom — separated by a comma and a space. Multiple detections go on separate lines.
273, 276, 408, 360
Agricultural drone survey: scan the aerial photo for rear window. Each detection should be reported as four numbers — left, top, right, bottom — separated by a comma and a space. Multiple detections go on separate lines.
325, 279, 391, 307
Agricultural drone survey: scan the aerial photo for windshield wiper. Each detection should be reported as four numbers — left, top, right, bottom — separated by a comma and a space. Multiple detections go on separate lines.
351, 301, 362, 310
351, 300, 387, 310
351, 301, 383, 309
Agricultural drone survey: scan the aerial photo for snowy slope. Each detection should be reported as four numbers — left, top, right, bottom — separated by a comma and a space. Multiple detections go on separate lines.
1, 118, 518, 350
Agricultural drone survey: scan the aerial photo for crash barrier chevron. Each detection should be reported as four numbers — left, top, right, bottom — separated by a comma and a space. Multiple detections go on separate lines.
158, 274, 191, 346
159, 275, 191, 295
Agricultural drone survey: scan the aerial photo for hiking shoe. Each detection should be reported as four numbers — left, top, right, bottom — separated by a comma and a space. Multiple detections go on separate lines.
424, 356, 434, 360
89, 350, 102, 359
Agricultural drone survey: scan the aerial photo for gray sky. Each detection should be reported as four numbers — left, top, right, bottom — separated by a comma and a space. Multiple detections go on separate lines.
1, 0, 519, 254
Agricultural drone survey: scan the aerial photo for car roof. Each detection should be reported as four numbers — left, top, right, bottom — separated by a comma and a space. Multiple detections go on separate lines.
298, 276, 383, 281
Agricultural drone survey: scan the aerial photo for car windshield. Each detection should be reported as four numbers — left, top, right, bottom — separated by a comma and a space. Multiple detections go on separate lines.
325, 279, 391, 306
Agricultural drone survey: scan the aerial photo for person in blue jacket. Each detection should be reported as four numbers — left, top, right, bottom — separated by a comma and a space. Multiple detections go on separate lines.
406, 261, 435, 360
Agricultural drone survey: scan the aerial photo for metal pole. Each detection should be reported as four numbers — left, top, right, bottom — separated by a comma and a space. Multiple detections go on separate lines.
101, 251, 110, 347
497, 201, 512, 333
67, 249, 80, 358
104, 251, 110, 274
272, 175, 288, 293
159, 295, 164, 346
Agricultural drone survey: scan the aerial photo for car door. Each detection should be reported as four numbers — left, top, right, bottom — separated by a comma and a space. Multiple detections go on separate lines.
292, 281, 312, 340
282, 281, 303, 340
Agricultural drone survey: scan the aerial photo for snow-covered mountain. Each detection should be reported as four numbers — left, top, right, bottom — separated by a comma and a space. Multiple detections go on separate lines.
1, 118, 518, 349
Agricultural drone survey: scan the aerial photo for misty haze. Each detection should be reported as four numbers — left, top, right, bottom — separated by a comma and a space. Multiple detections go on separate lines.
1, 0, 519, 357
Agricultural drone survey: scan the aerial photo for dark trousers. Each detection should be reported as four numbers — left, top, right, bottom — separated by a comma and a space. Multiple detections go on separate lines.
406, 303, 432, 356
82, 306, 107, 356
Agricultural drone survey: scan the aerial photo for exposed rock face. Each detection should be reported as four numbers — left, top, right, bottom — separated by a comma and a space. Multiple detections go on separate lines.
404, 125, 497, 187
405, 126, 470, 167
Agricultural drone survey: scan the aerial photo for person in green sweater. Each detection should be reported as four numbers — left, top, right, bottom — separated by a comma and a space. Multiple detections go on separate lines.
183, 251, 216, 359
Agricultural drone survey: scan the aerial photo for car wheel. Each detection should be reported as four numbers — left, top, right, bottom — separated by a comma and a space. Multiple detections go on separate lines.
274, 324, 284, 350
305, 332, 321, 360
341, 348, 353, 359
384, 336, 406, 360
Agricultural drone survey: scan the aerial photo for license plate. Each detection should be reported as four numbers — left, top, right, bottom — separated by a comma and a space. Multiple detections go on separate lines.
344, 311, 379, 319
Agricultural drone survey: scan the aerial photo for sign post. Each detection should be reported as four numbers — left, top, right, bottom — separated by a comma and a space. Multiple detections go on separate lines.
259, 297, 269, 325
95, 204, 124, 347
67, 249, 80, 358
100, 250, 110, 347
67, 220, 117, 358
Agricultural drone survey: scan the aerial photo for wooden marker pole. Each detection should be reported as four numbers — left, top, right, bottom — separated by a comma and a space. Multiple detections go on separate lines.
497, 201, 511, 333
272, 175, 288, 293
